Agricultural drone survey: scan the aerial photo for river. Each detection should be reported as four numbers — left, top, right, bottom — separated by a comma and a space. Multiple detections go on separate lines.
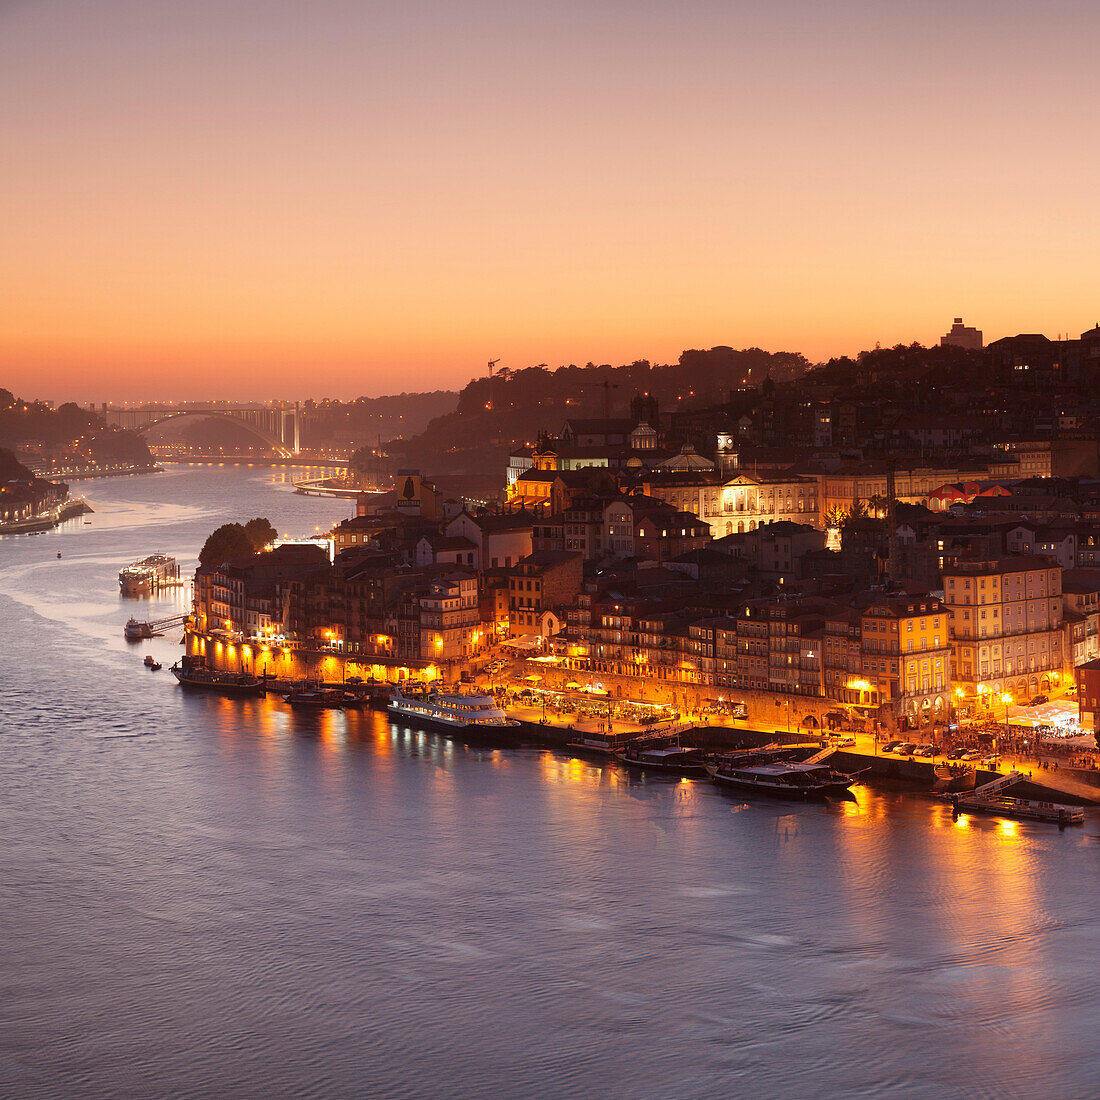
1, 464, 1097, 1098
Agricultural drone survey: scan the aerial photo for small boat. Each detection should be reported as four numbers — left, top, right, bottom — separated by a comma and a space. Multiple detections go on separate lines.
284, 689, 345, 709
148, 661, 162, 672
614, 743, 708, 777
143, 654, 156, 667
388, 687, 519, 733
933, 763, 976, 793
170, 663, 265, 696
125, 618, 153, 641
57, 551, 62, 559
705, 759, 858, 799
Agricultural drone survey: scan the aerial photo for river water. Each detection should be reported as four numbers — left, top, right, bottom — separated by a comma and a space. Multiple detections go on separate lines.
1, 464, 1097, 1099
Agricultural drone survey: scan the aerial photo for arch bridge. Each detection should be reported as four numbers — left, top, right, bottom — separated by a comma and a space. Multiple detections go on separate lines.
103, 403, 301, 456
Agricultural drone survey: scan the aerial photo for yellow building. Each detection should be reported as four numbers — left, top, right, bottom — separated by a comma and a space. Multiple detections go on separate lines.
859, 595, 951, 723
943, 555, 1065, 705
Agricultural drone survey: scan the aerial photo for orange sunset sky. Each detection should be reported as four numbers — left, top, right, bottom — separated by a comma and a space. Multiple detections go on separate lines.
2, 0, 1098, 402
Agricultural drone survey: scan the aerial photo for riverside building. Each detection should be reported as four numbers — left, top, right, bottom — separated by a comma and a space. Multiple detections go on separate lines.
943, 556, 1066, 704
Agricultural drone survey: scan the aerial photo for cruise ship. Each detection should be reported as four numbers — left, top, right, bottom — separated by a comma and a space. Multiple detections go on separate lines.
119, 554, 181, 597
388, 686, 519, 734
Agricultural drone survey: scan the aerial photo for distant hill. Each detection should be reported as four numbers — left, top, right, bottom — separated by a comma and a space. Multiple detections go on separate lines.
302, 391, 459, 449
0, 388, 154, 468
383, 349, 809, 477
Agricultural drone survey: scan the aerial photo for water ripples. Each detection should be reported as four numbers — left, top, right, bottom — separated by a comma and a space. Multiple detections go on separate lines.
1, 466, 1098, 1098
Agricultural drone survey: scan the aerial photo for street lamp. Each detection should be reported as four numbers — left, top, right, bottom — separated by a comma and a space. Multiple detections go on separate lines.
1000, 692, 1012, 755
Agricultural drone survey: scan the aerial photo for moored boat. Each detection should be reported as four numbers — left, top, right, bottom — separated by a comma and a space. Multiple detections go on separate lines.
614, 743, 708, 777
119, 553, 181, 597
340, 679, 392, 709
952, 794, 1084, 826
933, 763, 976, 793
284, 689, 345, 709
388, 686, 519, 734
125, 618, 153, 640
170, 662, 265, 696
566, 730, 642, 757
706, 759, 858, 799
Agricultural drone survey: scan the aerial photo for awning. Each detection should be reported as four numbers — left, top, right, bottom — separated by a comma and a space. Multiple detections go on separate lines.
565, 681, 581, 689
1007, 699, 1080, 728
524, 674, 542, 683
502, 634, 543, 650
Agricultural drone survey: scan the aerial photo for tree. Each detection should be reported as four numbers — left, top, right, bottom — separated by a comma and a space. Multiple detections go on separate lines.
0, 446, 32, 481
823, 504, 848, 529
199, 523, 256, 568
867, 494, 889, 519
243, 517, 278, 551
834, 499, 870, 533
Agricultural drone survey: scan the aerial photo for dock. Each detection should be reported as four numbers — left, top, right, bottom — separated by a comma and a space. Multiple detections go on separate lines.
953, 794, 1085, 826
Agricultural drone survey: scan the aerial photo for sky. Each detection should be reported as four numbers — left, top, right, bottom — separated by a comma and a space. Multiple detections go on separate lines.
2, 0, 1099, 403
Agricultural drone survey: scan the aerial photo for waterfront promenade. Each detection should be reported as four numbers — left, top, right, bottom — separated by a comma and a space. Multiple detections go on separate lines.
467, 671, 1100, 805
0, 496, 91, 535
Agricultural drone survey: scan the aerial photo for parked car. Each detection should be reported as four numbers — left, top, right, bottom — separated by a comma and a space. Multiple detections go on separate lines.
981, 753, 1000, 766
945, 748, 968, 760
1027, 695, 1048, 707
834, 735, 856, 746
914, 744, 936, 757
896, 742, 918, 755
961, 750, 983, 761
881, 740, 904, 753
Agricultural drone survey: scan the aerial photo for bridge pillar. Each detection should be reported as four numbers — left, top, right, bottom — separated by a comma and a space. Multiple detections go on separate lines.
279, 404, 300, 454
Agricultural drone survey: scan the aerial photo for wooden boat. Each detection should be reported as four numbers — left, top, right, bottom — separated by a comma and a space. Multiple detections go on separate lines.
706, 759, 858, 799
933, 763, 976, 793
614, 744, 708, 777
566, 730, 642, 757
170, 663, 265, 696
340, 679, 392, 709
284, 689, 345, 709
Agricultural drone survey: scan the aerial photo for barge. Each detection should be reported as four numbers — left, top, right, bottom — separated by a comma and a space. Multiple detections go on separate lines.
952, 794, 1084, 826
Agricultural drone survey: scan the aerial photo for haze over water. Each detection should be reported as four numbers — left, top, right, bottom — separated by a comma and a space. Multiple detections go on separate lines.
1, 465, 1097, 1098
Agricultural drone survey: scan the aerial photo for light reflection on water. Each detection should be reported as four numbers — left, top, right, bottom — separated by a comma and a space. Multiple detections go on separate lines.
0, 465, 1098, 1099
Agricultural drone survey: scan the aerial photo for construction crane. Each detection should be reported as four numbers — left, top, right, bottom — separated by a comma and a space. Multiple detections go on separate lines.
485, 359, 501, 411
581, 379, 620, 419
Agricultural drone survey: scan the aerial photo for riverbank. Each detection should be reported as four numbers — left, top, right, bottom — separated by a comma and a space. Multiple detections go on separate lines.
0, 496, 93, 535
191, 661, 1099, 808
26, 463, 161, 480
